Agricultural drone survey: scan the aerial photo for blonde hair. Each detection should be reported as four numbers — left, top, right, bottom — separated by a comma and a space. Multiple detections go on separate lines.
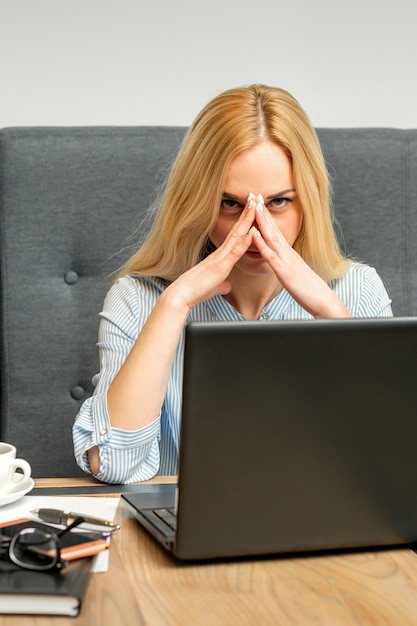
119, 84, 349, 282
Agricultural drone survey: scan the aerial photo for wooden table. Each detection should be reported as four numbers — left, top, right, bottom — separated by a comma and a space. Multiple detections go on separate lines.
4, 477, 417, 625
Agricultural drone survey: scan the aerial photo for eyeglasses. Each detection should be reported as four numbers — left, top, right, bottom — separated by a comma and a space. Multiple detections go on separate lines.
0, 517, 85, 571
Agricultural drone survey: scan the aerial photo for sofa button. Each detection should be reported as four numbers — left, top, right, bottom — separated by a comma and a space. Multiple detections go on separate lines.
65, 271, 79, 284
71, 385, 85, 400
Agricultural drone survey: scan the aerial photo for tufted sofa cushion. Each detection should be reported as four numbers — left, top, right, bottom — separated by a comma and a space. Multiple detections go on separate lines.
0, 127, 416, 477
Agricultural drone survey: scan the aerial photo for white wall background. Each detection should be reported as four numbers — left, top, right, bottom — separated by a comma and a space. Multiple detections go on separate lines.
1, 0, 416, 129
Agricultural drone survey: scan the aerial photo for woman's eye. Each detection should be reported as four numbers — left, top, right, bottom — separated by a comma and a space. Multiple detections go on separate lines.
221, 198, 243, 212
269, 197, 292, 209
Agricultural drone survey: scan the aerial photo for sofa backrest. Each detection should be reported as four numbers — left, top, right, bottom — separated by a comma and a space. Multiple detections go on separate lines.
0, 127, 186, 477
318, 129, 417, 316
1, 127, 416, 477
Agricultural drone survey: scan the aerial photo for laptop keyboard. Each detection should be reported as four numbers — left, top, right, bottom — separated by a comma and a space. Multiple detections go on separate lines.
153, 507, 177, 531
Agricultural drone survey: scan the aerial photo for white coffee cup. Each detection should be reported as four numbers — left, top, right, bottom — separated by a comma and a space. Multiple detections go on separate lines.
0, 442, 32, 493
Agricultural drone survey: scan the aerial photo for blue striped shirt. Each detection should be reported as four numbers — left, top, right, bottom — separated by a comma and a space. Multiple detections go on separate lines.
73, 261, 392, 484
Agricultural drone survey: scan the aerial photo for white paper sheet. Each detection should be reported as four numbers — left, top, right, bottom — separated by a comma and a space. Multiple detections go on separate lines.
0, 495, 120, 572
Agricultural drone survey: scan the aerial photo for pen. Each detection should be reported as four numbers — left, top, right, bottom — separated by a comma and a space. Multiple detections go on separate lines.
31, 508, 120, 531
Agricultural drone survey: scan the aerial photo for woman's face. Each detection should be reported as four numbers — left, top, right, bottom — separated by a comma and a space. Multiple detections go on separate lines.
210, 140, 303, 276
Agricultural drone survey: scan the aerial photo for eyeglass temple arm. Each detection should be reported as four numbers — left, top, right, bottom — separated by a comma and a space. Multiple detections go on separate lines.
57, 516, 85, 538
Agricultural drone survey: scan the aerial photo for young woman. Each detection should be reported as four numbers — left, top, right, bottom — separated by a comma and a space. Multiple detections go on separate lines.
73, 85, 392, 483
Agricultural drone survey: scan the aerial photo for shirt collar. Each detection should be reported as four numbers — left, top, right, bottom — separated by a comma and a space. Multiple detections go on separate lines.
205, 289, 295, 321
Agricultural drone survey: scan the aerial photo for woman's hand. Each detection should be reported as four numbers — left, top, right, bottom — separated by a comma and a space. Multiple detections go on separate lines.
253, 194, 350, 319
166, 194, 257, 311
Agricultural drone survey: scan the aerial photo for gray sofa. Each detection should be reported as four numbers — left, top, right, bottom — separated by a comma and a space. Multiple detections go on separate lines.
1, 127, 416, 478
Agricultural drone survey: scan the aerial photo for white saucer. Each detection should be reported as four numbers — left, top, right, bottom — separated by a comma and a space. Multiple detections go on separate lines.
0, 476, 35, 508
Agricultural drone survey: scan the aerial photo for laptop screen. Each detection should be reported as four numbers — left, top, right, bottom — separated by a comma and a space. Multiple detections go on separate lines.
172, 317, 417, 559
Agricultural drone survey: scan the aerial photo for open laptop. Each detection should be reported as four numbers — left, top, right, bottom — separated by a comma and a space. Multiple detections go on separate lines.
122, 317, 417, 560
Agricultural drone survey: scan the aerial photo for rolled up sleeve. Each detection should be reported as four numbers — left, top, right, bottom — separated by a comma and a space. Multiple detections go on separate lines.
72, 276, 165, 483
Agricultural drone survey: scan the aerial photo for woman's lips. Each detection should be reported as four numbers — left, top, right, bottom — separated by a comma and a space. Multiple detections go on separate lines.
245, 250, 262, 259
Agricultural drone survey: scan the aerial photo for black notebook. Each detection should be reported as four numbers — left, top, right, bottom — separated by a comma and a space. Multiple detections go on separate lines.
0, 555, 92, 616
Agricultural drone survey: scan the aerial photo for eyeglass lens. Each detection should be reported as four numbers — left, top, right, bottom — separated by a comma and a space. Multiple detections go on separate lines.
4, 516, 85, 571
10, 528, 60, 570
